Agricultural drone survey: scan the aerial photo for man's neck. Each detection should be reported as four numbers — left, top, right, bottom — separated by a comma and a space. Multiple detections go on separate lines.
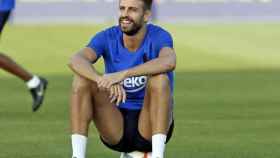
123, 25, 147, 52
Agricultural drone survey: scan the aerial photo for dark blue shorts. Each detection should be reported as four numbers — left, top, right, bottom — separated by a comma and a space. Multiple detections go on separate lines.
100, 108, 174, 152
0, 11, 11, 34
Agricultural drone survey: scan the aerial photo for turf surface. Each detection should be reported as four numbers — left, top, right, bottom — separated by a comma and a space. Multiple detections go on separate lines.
0, 23, 280, 158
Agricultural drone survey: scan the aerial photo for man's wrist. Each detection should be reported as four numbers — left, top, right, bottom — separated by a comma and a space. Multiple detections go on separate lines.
123, 70, 130, 78
94, 75, 102, 83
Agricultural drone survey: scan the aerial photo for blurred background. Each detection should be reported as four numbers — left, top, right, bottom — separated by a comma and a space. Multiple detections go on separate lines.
11, 0, 280, 24
1, 0, 280, 158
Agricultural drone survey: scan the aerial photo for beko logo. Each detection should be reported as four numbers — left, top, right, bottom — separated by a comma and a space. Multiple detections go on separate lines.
123, 76, 147, 93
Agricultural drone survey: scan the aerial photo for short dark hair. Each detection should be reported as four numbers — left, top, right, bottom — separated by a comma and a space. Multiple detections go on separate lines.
141, 0, 153, 10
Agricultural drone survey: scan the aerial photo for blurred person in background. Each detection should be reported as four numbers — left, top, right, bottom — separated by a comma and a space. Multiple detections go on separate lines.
0, 0, 48, 112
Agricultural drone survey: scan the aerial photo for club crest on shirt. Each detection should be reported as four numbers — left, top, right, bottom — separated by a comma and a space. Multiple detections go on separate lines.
122, 76, 147, 93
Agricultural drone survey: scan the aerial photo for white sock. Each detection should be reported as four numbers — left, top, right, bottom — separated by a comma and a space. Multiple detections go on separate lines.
152, 133, 167, 158
71, 134, 87, 158
26, 75, 40, 89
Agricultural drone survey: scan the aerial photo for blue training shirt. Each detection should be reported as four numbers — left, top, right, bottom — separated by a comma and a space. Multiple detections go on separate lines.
87, 24, 174, 110
0, 0, 15, 11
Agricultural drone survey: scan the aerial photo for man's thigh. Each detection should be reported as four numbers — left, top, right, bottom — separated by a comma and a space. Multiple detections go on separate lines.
137, 74, 174, 140
90, 83, 124, 145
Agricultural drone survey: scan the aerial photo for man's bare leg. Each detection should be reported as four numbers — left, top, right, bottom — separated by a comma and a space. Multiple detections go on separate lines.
91, 84, 123, 145
0, 53, 32, 81
138, 74, 173, 158
70, 75, 94, 158
70, 74, 123, 158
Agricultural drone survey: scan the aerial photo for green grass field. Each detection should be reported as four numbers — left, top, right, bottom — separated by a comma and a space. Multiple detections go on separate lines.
1, 23, 280, 158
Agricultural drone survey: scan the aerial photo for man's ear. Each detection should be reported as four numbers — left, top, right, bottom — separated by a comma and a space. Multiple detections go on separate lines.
144, 10, 152, 23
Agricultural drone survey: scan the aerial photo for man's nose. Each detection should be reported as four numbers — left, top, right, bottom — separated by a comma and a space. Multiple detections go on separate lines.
121, 9, 129, 17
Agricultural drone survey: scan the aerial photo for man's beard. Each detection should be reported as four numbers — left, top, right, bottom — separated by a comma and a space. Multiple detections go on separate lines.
119, 16, 143, 36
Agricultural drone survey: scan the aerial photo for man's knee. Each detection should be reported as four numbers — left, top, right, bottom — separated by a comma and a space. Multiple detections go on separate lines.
72, 75, 95, 94
147, 74, 170, 93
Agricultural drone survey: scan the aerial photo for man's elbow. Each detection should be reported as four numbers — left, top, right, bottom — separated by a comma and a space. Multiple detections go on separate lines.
167, 54, 176, 71
68, 54, 77, 70
166, 60, 176, 71
163, 57, 176, 71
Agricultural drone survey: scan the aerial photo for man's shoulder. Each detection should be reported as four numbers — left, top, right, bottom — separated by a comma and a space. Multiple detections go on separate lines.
147, 24, 172, 39
98, 25, 121, 40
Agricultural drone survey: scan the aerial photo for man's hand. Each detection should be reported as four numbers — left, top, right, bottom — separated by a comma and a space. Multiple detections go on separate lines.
96, 71, 127, 105
109, 83, 126, 106
97, 71, 127, 89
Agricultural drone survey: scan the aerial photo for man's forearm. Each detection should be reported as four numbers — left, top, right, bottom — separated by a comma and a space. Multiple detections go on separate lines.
125, 55, 176, 78
68, 54, 100, 82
